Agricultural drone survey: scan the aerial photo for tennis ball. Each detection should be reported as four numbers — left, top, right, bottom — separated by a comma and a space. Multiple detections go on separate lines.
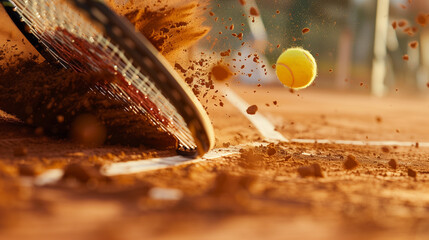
275, 47, 317, 89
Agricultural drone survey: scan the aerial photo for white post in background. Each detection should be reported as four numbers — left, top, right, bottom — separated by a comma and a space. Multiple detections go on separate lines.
335, 29, 352, 90
417, 29, 429, 90
242, 0, 269, 49
371, 0, 390, 97
240, 0, 276, 83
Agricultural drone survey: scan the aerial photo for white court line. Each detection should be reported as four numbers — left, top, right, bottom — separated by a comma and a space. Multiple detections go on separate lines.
291, 139, 425, 147
101, 141, 272, 176
221, 87, 288, 142
34, 169, 64, 186
33, 142, 271, 185
101, 146, 241, 176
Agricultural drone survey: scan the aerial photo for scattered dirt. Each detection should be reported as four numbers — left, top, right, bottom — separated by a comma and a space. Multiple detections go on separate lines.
381, 146, 390, 153
376, 116, 383, 123
62, 163, 110, 184
297, 163, 323, 178
407, 168, 417, 178
416, 13, 429, 26
107, 0, 208, 62
266, 147, 276, 156
409, 41, 418, 48
388, 159, 398, 169
344, 154, 359, 170
211, 64, 232, 81
246, 105, 258, 115
302, 28, 310, 34
398, 19, 408, 27
249, 7, 259, 17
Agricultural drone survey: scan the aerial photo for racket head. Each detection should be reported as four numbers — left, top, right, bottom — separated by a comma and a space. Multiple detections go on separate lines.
1, 0, 215, 156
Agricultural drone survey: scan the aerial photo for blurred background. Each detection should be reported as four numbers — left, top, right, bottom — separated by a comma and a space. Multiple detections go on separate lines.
203, 0, 429, 96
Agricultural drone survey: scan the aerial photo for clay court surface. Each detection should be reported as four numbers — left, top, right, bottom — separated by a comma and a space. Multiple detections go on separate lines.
1, 84, 429, 240
1, 1, 429, 239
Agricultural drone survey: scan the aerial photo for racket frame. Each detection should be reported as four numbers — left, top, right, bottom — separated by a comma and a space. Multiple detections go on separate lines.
0, 0, 215, 156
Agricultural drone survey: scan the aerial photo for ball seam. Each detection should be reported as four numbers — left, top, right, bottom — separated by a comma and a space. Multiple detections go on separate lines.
277, 63, 295, 88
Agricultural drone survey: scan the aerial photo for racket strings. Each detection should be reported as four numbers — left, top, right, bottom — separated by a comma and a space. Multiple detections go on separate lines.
10, 0, 196, 150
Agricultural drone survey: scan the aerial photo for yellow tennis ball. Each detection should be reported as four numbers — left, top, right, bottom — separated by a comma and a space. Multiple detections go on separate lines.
275, 47, 317, 89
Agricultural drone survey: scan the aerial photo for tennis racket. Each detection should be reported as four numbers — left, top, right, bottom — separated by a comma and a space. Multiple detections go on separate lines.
1, 0, 215, 156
